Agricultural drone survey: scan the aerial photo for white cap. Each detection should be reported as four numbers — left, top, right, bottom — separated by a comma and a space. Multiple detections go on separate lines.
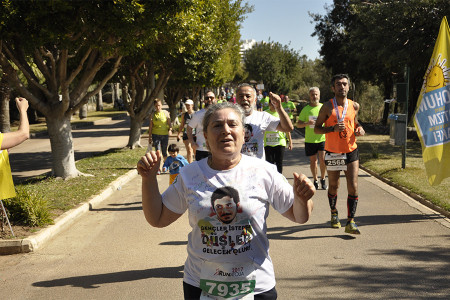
185, 99, 194, 105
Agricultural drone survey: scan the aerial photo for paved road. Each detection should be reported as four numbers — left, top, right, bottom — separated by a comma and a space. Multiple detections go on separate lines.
1, 122, 449, 299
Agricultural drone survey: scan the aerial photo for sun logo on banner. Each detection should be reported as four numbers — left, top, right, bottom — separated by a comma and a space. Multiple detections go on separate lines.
422, 54, 450, 93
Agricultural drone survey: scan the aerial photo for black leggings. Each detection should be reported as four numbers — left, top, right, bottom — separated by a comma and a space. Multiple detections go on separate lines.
183, 281, 277, 299
264, 145, 285, 173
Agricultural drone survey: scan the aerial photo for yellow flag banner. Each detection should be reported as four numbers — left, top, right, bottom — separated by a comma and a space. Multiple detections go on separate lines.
413, 17, 450, 186
0, 134, 16, 200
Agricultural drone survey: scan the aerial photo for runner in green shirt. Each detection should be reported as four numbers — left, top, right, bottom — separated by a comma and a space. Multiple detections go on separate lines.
264, 99, 292, 173
297, 87, 327, 190
282, 95, 297, 122
260, 94, 270, 111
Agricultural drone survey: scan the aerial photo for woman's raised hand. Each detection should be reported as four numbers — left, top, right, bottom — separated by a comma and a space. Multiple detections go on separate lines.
137, 150, 162, 177
293, 172, 315, 202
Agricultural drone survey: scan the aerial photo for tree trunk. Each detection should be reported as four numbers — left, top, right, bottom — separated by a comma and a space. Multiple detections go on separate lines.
96, 89, 103, 111
193, 87, 201, 109
79, 104, 88, 119
0, 82, 10, 133
127, 114, 145, 149
168, 102, 178, 123
28, 108, 39, 124
114, 83, 121, 100
111, 83, 117, 107
46, 116, 80, 179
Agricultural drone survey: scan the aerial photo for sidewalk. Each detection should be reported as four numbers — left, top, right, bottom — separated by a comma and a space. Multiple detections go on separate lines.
0, 128, 449, 299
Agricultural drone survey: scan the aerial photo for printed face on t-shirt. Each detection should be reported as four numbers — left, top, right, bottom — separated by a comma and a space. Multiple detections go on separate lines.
244, 125, 253, 142
213, 196, 238, 224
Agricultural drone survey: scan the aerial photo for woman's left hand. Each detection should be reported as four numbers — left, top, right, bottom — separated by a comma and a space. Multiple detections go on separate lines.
138, 150, 162, 178
293, 172, 315, 202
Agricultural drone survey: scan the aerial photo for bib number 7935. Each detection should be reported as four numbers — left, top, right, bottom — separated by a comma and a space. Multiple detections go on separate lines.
200, 279, 255, 298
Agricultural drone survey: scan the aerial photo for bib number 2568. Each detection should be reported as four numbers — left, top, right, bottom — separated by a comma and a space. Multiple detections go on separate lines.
325, 153, 347, 171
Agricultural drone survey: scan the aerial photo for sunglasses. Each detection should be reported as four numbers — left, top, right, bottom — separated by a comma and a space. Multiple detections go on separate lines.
205, 96, 214, 100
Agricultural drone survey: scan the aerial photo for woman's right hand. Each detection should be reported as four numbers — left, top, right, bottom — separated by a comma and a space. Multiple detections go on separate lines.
15, 97, 29, 112
137, 150, 162, 178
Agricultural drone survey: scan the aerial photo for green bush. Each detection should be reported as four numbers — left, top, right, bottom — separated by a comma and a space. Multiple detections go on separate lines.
3, 189, 53, 227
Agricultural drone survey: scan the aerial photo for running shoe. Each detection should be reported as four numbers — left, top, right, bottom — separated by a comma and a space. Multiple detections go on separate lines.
320, 179, 328, 190
345, 220, 361, 234
313, 180, 319, 190
331, 212, 341, 228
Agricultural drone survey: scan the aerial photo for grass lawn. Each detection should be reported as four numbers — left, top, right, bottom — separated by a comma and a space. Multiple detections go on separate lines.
357, 134, 450, 212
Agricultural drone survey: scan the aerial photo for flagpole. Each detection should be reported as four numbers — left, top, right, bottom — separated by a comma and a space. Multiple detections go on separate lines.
402, 66, 409, 169
0, 199, 15, 238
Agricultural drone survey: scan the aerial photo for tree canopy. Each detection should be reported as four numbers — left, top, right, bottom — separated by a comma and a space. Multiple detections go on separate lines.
117, 0, 249, 148
242, 40, 303, 94
311, 0, 450, 123
0, 0, 249, 178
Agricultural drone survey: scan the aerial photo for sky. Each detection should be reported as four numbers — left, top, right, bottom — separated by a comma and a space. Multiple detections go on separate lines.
239, 0, 333, 60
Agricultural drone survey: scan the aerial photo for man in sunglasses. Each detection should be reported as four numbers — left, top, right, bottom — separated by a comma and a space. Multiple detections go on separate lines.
187, 91, 217, 161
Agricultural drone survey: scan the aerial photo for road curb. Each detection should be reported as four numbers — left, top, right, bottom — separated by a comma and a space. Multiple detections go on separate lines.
0, 169, 138, 255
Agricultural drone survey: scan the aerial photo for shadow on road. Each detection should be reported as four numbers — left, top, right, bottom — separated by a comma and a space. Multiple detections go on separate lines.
32, 265, 184, 289
282, 245, 450, 299
90, 202, 143, 212
160, 241, 188, 246
267, 213, 448, 241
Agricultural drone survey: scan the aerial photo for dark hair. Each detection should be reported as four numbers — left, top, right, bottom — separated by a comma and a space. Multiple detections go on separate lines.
244, 124, 253, 133
331, 74, 350, 86
211, 186, 240, 208
168, 144, 179, 153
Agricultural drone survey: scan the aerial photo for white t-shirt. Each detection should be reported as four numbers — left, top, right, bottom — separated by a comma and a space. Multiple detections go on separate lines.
242, 110, 280, 159
188, 109, 208, 152
162, 155, 294, 294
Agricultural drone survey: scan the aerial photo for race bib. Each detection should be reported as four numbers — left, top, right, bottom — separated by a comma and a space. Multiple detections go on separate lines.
308, 116, 317, 128
200, 261, 256, 299
325, 153, 347, 171
265, 133, 279, 146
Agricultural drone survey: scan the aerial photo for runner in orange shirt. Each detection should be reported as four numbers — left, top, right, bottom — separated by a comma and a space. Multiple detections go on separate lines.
314, 74, 365, 234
